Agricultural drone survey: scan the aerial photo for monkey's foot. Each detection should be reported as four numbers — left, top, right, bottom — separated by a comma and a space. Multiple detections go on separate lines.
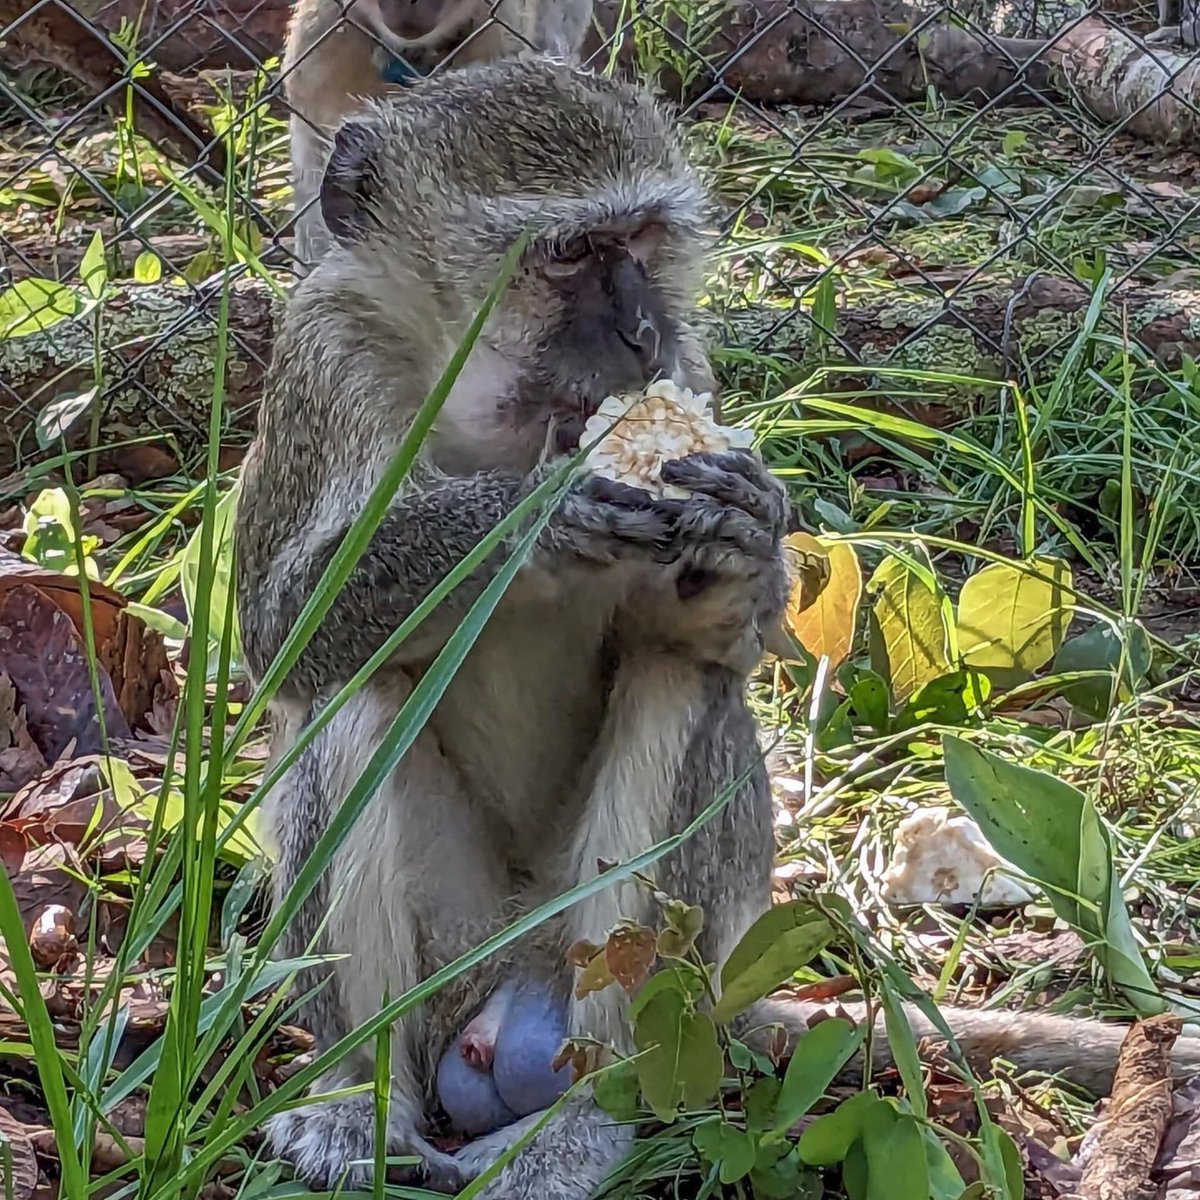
266, 1095, 466, 1193
454, 1099, 632, 1200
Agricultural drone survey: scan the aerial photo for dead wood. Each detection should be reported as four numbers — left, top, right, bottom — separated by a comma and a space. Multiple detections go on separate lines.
1048, 17, 1200, 150
0, 0, 232, 184
1072, 1013, 1182, 1200
587, 0, 1055, 105
3, 0, 1056, 123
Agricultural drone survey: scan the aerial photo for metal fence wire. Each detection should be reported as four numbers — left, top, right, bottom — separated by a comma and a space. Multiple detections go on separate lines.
1, 0, 1198, 482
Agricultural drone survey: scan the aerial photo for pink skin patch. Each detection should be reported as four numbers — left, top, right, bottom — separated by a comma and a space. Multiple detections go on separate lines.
458, 980, 515, 1070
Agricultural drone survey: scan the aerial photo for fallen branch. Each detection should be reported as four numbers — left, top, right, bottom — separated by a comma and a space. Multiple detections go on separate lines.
1047, 17, 1200, 149
3, 274, 1198, 479
1073, 1013, 1182, 1200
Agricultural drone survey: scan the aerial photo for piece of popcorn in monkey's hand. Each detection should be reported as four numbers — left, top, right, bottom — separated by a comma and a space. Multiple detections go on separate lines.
578, 380, 756, 499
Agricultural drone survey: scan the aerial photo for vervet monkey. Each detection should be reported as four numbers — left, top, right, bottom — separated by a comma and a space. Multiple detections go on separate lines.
237, 58, 1200, 1200
282, 0, 594, 269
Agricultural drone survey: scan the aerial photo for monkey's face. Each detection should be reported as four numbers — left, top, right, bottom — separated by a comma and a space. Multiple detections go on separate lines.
374, 0, 479, 42
500, 226, 686, 457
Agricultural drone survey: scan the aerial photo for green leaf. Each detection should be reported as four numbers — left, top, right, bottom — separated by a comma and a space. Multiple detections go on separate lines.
894, 669, 990, 731
844, 1138, 870, 1200
694, 1120, 757, 1185
752, 1149, 821, 1200
134, 251, 163, 283
775, 1018, 864, 1132
180, 485, 242, 671
864, 1109, 928, 1200
628, 964, 704, 1023
592, 1058, 640, 1121
80, 230, 108, 300
996, 1126, 1025, 1200
848, 673, 890, 735
0, 278, 79, 338
729, 1037, 777, 1078
632, 985, 687, 1121
957, 557, 1075, 676
743, 1076, 782, 1134
878, 978, 927, 1118
679, 1011, 723, 1109
1052, 620, 1151, 719
1002, 129, 1028, 155
943, 736, 1163, 1015
714, 901, 834, 1023
35, 386, 97, 449
811, 274, 839, 342
867, 553, 954, 703
798, 1090, 881, 1166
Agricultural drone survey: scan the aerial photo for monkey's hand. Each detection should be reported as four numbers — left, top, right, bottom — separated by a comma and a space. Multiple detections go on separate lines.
613, 450, 791, 675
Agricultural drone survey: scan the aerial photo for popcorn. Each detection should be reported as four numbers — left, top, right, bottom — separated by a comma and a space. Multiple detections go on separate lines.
579, 379, 755, 499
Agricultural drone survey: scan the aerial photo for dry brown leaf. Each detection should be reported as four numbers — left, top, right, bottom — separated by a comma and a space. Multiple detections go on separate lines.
0, 1106, 38, 1200
784, 534, 861, 669
0, 676, 46, 794
604, 925, 657, 995
0, 583, 131, 766
1075, 1014, 1181, 1200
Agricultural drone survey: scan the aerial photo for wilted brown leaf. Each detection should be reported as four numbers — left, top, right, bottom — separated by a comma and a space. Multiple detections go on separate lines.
0, 582, 131, 765
574, 947, 616, 1000
0, 676, 46, 794
7, 843, 86, 934
605, 925, 657, 994
0, 1105, 39, 1200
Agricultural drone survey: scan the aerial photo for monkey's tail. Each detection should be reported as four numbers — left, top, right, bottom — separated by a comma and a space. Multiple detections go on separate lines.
752, 996, 1200, 1096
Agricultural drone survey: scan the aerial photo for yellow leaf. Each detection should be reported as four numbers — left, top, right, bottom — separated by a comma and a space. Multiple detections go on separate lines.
867, 555, 953, 702
785, 535, 861, 669
957, 557, 1075, 674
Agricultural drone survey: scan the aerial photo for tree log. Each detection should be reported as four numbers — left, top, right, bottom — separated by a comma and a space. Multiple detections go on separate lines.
586, 0, 1055, 105
1047, 17, 1200, 149
2, 0, 1055, 122
4, 274, 1198, 482
0, 0, 233, 183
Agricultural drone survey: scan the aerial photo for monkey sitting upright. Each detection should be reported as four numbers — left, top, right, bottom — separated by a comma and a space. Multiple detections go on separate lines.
281, 0, 595, 270
237, 58, 1200, 1200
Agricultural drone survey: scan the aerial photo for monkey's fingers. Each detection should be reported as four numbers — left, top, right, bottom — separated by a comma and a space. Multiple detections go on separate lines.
661, 453, 789, 536
675, 495, 778, 560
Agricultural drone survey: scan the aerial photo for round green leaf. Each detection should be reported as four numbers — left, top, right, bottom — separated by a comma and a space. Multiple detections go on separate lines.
957, 556, 1074, 675
0, 278, 79, 338
867, 554, 953, 703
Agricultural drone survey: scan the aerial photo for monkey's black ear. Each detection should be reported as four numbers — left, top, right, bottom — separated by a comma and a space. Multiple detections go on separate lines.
319, 119, 383, 244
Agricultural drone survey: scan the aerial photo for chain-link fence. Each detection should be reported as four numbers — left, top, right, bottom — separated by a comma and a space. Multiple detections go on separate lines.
1, 0, 1198, 493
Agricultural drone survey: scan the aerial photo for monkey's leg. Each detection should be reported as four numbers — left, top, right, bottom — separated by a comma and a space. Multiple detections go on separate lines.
264, 675, 509, 1192
454, 658, 771, 1200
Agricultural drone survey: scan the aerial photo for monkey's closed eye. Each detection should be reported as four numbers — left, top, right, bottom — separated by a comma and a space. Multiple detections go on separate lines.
541, 237, 593, 279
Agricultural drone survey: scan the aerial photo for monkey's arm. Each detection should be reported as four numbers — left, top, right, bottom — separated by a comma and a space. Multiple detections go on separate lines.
245, 467, 703, 694
751, 997, 1200, 1095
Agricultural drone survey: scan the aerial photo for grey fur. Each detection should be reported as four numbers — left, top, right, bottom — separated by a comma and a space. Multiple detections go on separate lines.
239, 55, 1200, 1200
282, 0, 595, 270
